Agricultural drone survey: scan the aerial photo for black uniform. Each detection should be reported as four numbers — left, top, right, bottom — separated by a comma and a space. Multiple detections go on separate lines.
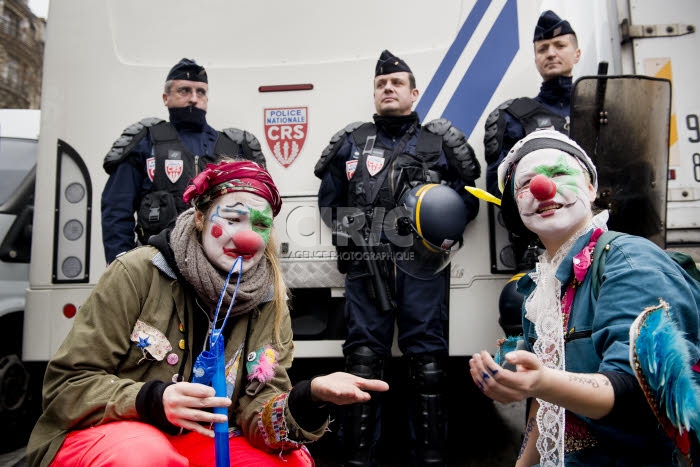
315, 111, 480, 466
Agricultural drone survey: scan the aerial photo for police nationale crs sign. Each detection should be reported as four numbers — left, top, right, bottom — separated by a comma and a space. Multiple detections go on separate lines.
264, 107, 308, 168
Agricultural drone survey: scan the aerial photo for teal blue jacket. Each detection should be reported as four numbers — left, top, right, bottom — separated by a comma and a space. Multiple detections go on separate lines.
519, 229, 700, 466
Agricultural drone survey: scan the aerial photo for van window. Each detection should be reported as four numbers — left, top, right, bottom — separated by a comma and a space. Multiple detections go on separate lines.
0, 138, 37, 205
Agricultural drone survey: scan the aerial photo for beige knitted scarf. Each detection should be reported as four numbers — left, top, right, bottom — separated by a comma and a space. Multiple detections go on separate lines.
170, 208, 273, 318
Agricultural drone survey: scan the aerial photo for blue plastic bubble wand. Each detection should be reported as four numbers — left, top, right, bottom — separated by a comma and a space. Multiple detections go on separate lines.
210, 256, 243, 467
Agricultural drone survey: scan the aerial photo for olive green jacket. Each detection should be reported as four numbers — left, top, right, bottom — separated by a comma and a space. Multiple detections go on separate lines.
26, 246, 327, 466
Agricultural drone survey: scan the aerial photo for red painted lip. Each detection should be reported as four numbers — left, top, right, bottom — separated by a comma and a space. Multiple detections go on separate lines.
223, 248, 254, 261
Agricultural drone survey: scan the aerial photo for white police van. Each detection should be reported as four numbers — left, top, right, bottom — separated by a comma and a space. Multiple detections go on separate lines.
15, 0, 700, 461
0, 108, 39, 453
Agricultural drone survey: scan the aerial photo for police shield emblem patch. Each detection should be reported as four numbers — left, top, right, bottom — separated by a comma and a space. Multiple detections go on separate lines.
346, 160, 358, 180
164, 159, 183, 183
366, 155, 385, 176
264, 107, 308, 168
146, 157, 156, 182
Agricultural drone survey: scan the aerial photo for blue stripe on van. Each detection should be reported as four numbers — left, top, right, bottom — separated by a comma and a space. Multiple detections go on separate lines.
415, 0, 491, 119
442, 0, 518, 136
416, 0, 519, 139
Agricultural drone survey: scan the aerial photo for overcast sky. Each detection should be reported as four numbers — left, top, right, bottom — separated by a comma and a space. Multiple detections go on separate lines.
28, 0, 49, 18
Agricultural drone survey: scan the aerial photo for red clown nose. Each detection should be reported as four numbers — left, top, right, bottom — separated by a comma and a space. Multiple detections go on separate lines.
232, 230, 264, 254
529, 174, 557, 200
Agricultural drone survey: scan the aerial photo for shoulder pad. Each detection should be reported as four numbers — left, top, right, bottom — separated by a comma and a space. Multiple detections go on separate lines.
336, 121, 365, 142
423, 118, 452, 136
439, 122, 481, 181
221, 127, 267, 168
103, 118, 164, 174
139, 117, 166, 128
483, 99, 515, 165
222, 127, 260, 150
314, 121, 365, 178
505, 97, 541, 119
484, 99, 516, 130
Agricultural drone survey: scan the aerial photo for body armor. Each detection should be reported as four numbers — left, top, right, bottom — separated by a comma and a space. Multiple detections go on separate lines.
104, 119, 265, 243
484, 97, 568, 166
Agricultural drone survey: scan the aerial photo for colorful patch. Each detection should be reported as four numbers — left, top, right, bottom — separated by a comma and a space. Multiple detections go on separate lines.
246, 345, 278, 384
257, 393, 319, 452
258, 392, 307, 450
225, 343, 244, 399
130, 320, 172, 361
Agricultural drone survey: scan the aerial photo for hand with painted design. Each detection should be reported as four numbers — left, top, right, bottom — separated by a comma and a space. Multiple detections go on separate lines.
476, 129, 700, 466
162, 382, 231, 438
469, 350, 546, 404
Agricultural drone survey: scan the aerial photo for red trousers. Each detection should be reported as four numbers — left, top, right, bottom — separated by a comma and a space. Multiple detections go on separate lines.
51, 421, 314, 467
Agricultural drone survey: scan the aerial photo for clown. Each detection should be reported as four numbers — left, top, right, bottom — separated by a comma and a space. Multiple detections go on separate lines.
470, 129, 700, 466
27, 160, 388, 467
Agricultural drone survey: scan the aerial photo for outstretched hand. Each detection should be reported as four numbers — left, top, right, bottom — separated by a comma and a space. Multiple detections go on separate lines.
162, 382, 231, 437
469, 350, 548, 404
310, 372, 389, 405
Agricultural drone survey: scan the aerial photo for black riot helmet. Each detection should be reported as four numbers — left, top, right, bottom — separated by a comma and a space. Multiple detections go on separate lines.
392, 183, 467, 278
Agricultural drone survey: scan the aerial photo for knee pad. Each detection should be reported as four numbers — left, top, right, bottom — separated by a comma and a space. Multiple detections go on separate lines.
407, 355, 444, 393
345, 346, 384, 380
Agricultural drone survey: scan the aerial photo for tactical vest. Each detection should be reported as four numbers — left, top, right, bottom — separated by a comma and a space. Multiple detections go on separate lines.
346, 122, 443, 211
484, 97, 569, 166
148, 122, 234, 211
506, 97, 568, 135
136, 121, 250, 243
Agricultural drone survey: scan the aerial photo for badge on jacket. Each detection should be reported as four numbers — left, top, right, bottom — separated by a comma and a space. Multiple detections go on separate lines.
146, 157, 156, 182
366, 155, 385, 176
246, 345, 278, 384
165, 154, 183, 183
130, 319, 173, 362
346, 160, 358, 180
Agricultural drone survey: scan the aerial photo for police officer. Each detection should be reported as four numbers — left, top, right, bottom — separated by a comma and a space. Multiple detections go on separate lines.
101, 58, 265, 263
314, 50, 480, 467
483, 10, 580, 197
483, 11, 580, 333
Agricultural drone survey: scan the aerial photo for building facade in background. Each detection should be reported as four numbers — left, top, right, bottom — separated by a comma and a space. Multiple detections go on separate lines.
0, 0, 44, 109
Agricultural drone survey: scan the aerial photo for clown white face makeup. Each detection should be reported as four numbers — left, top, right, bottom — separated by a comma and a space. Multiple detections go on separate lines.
513, 149, 596, 253
196, 191, 273, 274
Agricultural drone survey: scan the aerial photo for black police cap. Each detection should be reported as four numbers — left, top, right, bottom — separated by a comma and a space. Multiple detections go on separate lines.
375, 50, 412, 76
533, 10, 576, 42
166, 58, 208, 83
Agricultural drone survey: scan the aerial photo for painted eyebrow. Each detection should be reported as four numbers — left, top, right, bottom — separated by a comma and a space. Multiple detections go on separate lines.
221, 202, 248, 214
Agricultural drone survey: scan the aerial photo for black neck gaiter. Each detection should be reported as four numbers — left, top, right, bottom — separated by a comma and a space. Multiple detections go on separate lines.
169, 106, 207, 131
373, 111, 420, 137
